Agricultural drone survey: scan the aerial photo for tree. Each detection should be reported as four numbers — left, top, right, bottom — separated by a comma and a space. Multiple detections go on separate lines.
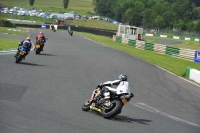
29, 0, 35, 6
193, 21, 200, 32
63, 0, 69, 9
142, 9, 157, 28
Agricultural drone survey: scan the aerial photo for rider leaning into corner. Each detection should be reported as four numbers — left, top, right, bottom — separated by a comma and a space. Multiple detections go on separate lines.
34, 31, 46, 51
89, 74, 134, 103
14, 37, 32, 60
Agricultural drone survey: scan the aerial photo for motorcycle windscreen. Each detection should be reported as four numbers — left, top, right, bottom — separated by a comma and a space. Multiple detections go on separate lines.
116, 81, 130, 94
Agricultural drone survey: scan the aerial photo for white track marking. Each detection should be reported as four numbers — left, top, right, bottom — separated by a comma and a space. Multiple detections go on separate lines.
131, 103, 200, 127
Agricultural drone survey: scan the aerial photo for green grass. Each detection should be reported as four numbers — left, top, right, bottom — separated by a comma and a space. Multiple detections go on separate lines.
1, 0, 94, 15
1, 14, 118, 30
67, 19, 118, 30
168, 40, 200, 50
1, 14, 55, 24
75, 32, 200, 77
145, 36, 200, 50
0, 37, 19, 50
0, 26, 29, 36
144, 38, 159, 43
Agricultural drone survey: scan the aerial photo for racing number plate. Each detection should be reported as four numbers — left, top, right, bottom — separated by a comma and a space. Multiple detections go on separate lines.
122, 98, 128, 105
36, 44, 40, 48
19, 51, 25, 55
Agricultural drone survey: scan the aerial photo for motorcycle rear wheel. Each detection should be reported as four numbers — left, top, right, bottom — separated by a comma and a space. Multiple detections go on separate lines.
35, 48, 41, 54
15, 54, 22, 63
102, 100, 123, 119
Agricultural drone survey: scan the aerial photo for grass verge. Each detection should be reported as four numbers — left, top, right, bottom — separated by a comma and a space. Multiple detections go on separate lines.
67, 19, 118, 30
0, 26, 29, 36
144, 36, 200, 50
1, 14, 118, 30
75, 32, 200, 77
0, 37, 19, 50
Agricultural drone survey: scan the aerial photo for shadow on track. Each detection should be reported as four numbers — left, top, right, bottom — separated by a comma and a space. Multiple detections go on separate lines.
113, 115, 153, 125
39, 53, 56, 56
18, 62, 46, 66
86, 111, 152, 125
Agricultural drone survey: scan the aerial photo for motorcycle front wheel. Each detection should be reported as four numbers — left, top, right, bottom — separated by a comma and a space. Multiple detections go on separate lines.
82, 100, 91, 111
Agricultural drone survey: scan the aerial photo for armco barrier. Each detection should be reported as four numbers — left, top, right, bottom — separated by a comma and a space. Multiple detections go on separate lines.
14, 23, 116, 38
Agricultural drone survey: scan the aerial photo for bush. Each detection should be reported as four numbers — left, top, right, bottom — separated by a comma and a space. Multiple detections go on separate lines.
0, 18, 15, 27
4, 20, 15, 27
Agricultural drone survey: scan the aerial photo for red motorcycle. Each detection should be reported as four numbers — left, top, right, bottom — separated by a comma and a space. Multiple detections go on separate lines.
35, 38, 47, 54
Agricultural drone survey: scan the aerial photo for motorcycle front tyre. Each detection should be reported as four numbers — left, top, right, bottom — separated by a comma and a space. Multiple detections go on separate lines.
82, 100, 91, 111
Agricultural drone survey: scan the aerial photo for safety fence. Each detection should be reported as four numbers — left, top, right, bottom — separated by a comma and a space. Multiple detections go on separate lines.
113, 35, 197, 62
14, 23, 116, 38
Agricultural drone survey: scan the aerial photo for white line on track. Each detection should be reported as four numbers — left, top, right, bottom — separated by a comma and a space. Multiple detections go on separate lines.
131, 103, 200, 127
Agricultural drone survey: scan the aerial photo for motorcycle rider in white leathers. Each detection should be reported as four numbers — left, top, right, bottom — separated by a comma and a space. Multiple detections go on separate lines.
89, 74, 133, 102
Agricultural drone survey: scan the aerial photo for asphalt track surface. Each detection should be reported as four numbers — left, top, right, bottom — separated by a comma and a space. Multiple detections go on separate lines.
0, 29, 200, 133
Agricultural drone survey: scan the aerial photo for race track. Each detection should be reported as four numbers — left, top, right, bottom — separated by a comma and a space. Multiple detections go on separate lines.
0, 29, 200, 133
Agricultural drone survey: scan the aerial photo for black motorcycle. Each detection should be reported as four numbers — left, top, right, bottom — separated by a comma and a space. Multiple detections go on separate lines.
82, 86, 134, 119
68, 30, 73, 36
51, 25, 56, 32
15, 46, 28, 63
35, 39, 45, 54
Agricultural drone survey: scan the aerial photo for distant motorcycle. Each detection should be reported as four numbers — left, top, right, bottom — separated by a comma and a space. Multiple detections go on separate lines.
51, 25, 56, 32
68, 30, 73, 36
15, 46, 27, 63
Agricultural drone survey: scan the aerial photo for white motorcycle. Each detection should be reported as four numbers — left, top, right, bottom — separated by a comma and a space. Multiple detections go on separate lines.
82, 81, 134, 119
